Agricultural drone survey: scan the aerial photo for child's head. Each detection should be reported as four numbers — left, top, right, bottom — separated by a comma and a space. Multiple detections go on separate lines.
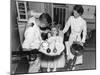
51, 25, 59, 36
39, 13, 52, 27
72, 5, 84, 18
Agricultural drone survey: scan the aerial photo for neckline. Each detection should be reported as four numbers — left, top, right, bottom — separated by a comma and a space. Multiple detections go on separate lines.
73, 16, 81, 20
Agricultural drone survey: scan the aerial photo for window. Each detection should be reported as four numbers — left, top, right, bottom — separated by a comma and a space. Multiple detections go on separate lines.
16, 1, 28, 22
52, 4, 67, 30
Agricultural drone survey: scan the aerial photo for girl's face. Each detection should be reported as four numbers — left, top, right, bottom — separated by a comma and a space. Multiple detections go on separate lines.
51, 27, 58, 36
73, 10, 80, 18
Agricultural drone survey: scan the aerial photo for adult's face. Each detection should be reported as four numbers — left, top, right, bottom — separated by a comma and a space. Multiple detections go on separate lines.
39, 18, 48, 27
73, 10, 80, 18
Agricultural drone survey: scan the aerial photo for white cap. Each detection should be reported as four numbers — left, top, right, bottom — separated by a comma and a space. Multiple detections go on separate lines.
28, 10, 42, 18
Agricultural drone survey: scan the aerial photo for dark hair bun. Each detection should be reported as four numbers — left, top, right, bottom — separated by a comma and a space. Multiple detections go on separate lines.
73, 5, 84, 16
39, 13, 52, 24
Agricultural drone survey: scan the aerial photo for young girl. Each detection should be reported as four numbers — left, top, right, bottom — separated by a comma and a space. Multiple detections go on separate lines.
46, 25, 64, 72
63, 5, 87, 66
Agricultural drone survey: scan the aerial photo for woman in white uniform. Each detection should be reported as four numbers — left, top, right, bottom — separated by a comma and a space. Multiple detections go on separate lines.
63, 5, 87, 65
22, 10, 43, 73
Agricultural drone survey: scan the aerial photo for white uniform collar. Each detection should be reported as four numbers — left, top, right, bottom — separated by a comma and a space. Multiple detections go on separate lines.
74, 16, 82, 20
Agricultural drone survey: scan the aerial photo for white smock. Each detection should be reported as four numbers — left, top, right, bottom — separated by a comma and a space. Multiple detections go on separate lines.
22, 17, 42, 50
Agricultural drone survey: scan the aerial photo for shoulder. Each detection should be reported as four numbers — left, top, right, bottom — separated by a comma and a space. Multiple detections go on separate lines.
67, 16, 75, 22
69, 16, 74, 20
80, 17, 86, 24
28, 17, 36, 24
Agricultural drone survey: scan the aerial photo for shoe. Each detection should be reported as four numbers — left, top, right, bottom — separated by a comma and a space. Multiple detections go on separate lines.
72, 67, 76, 70
47, 68, 50, 72
52, 68, 56, 72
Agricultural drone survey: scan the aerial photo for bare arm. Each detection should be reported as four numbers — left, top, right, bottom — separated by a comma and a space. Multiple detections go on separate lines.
63, 17, 71, 33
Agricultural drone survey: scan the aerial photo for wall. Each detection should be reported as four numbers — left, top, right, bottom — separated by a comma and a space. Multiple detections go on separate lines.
28, 2, 45, 13
11, 0, 20, 51
44, 3, 53, 17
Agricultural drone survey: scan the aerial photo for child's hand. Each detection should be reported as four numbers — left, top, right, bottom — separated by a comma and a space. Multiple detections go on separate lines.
48, 33, 51, 38
60, 30, 64, 34
57, 52, 61, 55
59, 31, 64, 38
45, 30, 50, 33
79, 42, 84, 46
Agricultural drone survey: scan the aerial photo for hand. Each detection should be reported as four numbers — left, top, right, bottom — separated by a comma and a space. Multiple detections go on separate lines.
62, 30, 66, 34
80, 42, 84, 46
57, 52, 61, 55
76, 41, 84, 46
60, 30, 64, 34
44, 30, 50, 33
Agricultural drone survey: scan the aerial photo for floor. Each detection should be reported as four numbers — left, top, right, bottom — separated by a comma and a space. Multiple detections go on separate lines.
75, 51, 96, 70
12, 36, 96, 74
13, 51, 95, 74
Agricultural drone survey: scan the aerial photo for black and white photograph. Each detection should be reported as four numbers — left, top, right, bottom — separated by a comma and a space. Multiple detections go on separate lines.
11, 0, 96, 74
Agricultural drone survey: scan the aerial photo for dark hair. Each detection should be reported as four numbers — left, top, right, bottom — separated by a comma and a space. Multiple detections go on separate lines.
73, 5, 84, 16
39, 13, 52, 24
